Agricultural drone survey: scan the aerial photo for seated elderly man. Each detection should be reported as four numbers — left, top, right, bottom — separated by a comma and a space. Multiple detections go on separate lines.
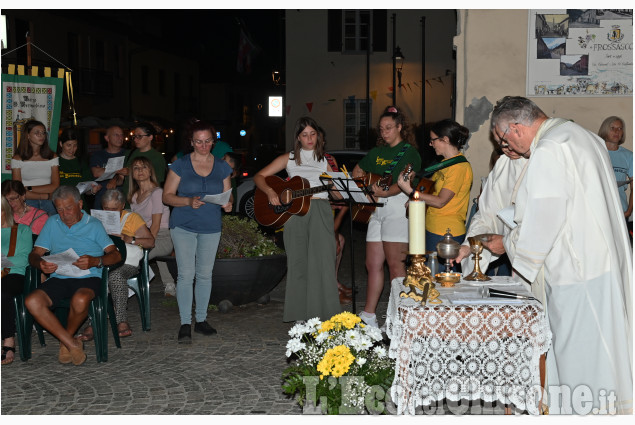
25, 185, 121, 365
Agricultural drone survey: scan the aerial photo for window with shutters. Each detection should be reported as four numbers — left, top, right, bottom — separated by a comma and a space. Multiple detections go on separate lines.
343, 10, 371, 53
344, 99, 371, 149
328, 10, 387, 54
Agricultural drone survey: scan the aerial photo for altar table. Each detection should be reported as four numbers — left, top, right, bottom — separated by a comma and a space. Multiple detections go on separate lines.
385, 276, 552, 415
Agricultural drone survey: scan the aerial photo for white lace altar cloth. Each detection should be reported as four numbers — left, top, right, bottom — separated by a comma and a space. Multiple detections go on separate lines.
386, 277, 552, 415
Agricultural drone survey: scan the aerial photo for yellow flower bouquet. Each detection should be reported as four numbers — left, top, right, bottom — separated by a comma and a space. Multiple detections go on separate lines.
281, 312, 395, 414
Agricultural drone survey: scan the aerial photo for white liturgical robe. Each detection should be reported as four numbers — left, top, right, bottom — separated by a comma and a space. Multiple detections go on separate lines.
504, 118, 633, 414
461, 154, 527, 278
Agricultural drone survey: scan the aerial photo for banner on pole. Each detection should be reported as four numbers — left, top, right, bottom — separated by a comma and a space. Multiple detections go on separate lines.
1, 73, 64, 178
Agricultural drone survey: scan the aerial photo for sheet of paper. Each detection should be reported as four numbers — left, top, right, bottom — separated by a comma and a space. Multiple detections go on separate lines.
497, 205, 517, 229
43, 248, 90, 277
202, 189, 232, 205
325, 173, 379, 204
1, 255, 14, 268
90, 209, 122, 234
95, 156, 125, 181
76, 181, 97, 195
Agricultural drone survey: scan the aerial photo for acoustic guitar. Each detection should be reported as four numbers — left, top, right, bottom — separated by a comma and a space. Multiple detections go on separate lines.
350, 165, 435, 224
254, 175, 333, 228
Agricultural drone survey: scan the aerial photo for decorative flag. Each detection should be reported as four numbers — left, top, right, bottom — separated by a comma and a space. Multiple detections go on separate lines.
370, 90, 377, 101
347, 95, 355, 101
426, 80, 432, 87
389, 86, 394, 92
327, 98, 336, 102
306, 102, 313, 112
236, 20, 260, 74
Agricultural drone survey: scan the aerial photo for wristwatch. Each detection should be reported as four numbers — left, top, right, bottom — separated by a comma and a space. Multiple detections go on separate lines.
97, 257, 103, 269
131, 237, 136, 245
27, 186, 33, 191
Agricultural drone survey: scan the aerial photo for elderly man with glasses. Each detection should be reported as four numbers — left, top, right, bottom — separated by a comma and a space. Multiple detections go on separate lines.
477, 96, 632, 414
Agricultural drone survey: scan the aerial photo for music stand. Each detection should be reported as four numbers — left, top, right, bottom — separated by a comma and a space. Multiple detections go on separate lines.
320, 174, 383, 313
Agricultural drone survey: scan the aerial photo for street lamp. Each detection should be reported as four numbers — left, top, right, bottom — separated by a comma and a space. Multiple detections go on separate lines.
393, 45, 405, 106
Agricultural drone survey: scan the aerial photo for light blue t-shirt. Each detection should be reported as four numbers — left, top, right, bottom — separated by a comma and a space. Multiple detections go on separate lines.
168, 154, 232, 234
35, 212, 114, 279
608, 146, 633, 213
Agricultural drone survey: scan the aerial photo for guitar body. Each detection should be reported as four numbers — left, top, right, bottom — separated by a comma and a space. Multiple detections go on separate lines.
254, 175, 313, 228
351, 172, 435, 224
350, 173, 390, 224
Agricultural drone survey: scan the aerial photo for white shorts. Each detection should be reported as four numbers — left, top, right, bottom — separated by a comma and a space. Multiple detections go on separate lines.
366, 192, 409, 243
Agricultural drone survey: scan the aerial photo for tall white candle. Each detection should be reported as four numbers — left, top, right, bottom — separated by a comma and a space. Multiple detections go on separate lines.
409, 190, 426, 254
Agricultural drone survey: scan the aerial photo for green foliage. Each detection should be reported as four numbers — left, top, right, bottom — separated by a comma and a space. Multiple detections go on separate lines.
217, 215, 284, 259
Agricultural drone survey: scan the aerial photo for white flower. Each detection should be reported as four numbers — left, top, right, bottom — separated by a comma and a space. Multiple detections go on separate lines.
373, 346, 387, 358
350, 335, 373, 351
285, 337, 306, 357
345, 329, 362, 342
315, 331, 329, 344
356, 357, 367, 366
363, 326, 383, 342
288, 323, 308, 338
306, 317, 321, 331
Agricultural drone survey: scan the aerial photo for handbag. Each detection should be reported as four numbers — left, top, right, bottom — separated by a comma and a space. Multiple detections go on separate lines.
2, 224, 18, 278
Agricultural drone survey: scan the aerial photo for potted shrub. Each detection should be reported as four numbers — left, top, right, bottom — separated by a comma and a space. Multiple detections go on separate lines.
211, 215, 286, 311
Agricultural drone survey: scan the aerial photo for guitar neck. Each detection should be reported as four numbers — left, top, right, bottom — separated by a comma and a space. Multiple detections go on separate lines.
292, 184, 330, 199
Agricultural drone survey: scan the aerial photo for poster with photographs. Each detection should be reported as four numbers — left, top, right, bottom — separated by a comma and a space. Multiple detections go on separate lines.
527, 9, 632, 97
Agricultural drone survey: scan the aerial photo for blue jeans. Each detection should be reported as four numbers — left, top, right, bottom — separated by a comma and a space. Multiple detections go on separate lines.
426, 231, 465, 273
170, 226, 221, 325
26, 199, 57, 217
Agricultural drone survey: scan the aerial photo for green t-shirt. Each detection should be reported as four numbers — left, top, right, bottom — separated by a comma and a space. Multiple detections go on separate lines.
58, 157, 93, 187
357, 141, 421, 179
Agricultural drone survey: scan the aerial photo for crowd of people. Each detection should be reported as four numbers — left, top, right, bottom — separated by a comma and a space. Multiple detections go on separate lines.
1, 102, 632, 413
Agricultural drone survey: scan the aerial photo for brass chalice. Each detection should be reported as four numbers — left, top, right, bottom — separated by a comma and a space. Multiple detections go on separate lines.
464, 236, 491, 281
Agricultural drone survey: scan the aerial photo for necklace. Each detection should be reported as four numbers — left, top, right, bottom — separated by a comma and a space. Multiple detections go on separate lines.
16, 204, 28, 219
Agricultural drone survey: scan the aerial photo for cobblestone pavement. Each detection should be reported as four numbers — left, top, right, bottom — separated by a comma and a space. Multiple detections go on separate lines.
1, 225, 396, 415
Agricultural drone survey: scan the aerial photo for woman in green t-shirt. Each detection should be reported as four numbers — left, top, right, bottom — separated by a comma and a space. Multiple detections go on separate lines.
57, 128, 100, 199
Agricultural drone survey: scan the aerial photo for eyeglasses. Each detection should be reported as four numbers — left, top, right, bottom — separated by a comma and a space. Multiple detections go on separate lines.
5, 195, 21, 202
379, 125, 395, 132
133, 134, 149, 140
610, 126, 623, 131
31, 131, 47, 136
192, 138, 214, 145
430, 137, 443, 143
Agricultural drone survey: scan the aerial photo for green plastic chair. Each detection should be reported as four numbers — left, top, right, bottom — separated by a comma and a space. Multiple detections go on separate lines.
108, 236, 152, 331
13, 265, 45, 361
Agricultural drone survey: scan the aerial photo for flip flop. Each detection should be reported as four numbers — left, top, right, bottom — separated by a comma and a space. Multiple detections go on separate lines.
118, 324, 132, 338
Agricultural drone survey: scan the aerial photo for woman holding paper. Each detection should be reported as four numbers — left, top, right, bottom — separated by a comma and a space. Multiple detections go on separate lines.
254, 116, 342, 323
163, 119, 232, 343
398, 119, 473, 253
57, 128, 101, 204
79, 189, 154, 340
128, 157, 175, 297
11, 120, 60, 216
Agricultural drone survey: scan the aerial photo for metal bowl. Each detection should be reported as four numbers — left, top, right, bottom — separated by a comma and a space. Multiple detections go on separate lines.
435, 272, 461, 287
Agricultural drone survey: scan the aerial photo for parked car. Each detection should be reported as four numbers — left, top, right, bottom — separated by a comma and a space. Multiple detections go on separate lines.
237, 150, 368, 219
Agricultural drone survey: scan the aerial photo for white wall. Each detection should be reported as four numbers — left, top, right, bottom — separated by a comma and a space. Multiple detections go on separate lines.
285, 9, 456, 151
454, 9, 633, 203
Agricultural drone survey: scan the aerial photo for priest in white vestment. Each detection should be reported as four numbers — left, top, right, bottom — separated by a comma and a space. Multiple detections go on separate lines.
485, 96, 633, 414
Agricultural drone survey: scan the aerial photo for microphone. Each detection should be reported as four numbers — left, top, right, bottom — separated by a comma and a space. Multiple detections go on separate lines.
478, 286, 536, 301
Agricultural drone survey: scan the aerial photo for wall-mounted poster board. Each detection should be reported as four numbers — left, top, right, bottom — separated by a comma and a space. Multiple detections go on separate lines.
527, 9, 632, 97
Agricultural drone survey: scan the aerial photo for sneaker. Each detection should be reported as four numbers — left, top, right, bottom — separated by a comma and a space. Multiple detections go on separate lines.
194, 321, 217, 335
164, 282, 176, 297
178, 324, 192, 344
359, 311, 379, 328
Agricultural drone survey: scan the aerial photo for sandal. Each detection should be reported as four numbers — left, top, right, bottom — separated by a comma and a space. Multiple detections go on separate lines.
118, 323, 132, 338
77, 326, 94, 342
1, 346, 16, 365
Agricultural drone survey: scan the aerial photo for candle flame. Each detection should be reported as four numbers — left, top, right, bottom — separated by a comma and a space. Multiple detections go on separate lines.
413, 190, 421, 200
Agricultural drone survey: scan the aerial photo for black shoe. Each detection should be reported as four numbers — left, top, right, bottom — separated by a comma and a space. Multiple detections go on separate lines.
178, 324, 192, 344
194, 321, 217, 335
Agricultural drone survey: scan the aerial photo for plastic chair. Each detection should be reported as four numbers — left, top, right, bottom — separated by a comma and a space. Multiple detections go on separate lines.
25, 244, 123, 362
13, 265, 45, 361
108, 236, 152, 331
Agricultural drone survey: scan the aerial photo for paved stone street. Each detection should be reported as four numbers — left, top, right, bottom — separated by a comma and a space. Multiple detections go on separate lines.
1, 224, 396, 415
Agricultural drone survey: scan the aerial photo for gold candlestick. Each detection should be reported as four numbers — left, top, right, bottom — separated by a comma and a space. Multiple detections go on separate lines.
399, 254, 441, 305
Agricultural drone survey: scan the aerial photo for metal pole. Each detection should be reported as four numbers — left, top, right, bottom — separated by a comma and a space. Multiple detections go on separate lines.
421, 17, 426, 126
392, 13, 396, 106
366, 16, 371, 150
26, 32, 32, 73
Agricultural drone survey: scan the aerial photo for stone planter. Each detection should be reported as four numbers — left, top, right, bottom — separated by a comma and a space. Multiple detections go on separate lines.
162, 254, 287, 312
